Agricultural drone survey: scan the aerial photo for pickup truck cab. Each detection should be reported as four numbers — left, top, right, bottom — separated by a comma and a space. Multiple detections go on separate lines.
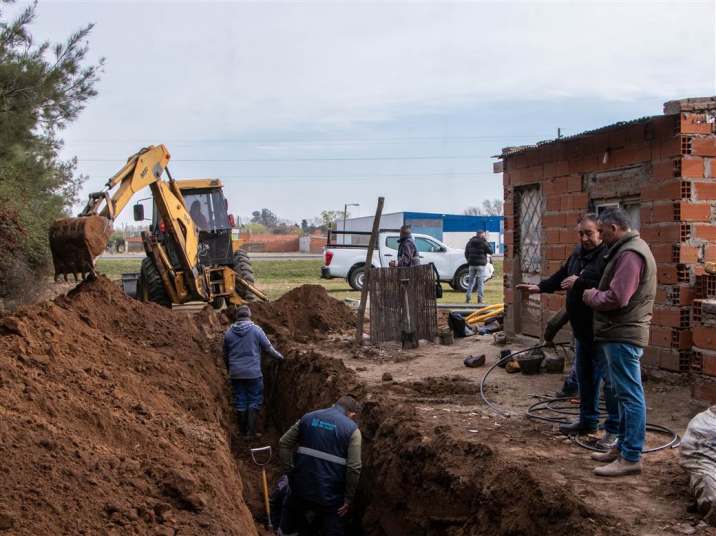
321, 231, 493, 291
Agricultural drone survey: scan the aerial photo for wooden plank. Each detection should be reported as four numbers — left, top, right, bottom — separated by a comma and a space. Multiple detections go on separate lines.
355, 197, 384, 345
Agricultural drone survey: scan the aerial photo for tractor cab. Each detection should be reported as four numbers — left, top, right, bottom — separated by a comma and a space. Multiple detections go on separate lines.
150, 179, 235, 268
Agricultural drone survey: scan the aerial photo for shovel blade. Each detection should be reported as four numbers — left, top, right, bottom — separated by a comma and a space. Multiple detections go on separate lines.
49, 215, 113, 280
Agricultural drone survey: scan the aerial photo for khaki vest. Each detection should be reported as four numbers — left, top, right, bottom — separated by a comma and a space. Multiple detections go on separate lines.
593, 232, 657, 348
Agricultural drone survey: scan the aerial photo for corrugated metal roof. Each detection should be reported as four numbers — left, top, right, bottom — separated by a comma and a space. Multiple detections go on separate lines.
495, 114, 658, 159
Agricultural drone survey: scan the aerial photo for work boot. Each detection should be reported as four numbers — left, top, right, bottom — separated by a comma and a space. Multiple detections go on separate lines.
465, 296, 471, 304
593, 457, 642, 477
237, 411, 248, 437
555, 387, 578, 398
591, 447, 620, 463
559, 420, 598, 436
246, 409, 261, 439
595, 431, 619, 451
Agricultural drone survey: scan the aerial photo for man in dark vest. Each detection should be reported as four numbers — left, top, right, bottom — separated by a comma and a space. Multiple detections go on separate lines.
517, 213, 617, 445
389, 225, 420, 268
583, 208, 656, 477
278, 395, 362, 536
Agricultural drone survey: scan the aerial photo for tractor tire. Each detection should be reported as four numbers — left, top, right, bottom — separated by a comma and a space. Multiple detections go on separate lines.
140, 257, 172, 307
232, 250, 256, 301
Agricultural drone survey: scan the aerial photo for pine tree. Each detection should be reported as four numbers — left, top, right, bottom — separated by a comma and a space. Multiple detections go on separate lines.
0, 1, 103, 304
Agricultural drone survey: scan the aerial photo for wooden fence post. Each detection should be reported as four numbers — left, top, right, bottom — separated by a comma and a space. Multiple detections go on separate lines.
355, 197, 384, 345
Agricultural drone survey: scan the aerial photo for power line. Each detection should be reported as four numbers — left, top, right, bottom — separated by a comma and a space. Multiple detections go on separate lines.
77, 154, 495, 163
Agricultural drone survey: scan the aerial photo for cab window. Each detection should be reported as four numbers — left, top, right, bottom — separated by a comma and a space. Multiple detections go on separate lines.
415, 237, 442, 252
385, 236, 399, 250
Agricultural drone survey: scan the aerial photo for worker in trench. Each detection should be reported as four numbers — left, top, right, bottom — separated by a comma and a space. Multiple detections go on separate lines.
277, 395, 362, 536
223, 305, 284, 438
583, 208, 656, 477
516, 213, 619, 450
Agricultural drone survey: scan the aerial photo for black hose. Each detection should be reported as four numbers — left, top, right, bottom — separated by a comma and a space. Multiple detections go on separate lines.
480, 346, 681, 453
479, 342, 570, 418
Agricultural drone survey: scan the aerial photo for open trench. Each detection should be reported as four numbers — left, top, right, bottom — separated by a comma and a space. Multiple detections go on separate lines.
230, 348, 623, 536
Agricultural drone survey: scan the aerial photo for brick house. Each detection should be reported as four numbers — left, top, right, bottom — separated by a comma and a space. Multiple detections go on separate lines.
496, 96, 716, 401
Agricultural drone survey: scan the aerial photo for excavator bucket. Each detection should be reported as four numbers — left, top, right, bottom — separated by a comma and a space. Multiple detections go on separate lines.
49, 215, 113, 280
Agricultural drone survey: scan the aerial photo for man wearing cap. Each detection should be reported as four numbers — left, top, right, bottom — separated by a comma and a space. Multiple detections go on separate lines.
223, 305, 284, 438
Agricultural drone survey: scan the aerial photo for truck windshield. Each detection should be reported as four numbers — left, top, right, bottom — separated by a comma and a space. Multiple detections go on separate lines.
182, 189, 229, 231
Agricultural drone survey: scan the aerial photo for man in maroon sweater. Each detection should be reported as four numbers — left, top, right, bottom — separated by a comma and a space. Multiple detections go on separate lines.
583, 208, 656, 477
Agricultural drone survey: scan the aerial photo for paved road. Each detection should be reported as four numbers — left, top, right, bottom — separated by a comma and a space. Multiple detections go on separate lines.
100, 252, 322, 261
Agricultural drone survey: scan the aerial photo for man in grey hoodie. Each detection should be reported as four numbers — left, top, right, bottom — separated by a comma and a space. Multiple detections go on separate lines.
223, 305, 284, 438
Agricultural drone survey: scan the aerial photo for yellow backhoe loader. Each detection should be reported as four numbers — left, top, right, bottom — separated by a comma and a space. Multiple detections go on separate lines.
49, 144, 266, 307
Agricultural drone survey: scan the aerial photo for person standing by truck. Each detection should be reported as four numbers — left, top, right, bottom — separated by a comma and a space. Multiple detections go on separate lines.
389, 225, 420, 267
464, 231, 493, 304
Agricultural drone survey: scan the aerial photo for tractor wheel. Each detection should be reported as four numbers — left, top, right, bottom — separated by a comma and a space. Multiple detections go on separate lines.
232, 250, 256, 301
140, 257, 171, 307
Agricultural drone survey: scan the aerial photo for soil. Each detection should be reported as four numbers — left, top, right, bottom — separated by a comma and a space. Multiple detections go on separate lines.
0, 276, 257, 535
2, 280, 714, 535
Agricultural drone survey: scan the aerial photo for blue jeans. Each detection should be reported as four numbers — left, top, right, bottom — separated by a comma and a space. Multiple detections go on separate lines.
576, 340, 618, 434
230, 377, 263, 411
599, 342, 646, 462
563, 357, 579, 394
466, 265, 486, 302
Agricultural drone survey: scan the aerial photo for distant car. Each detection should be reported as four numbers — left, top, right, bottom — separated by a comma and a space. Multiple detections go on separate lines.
321, 231, 494, 291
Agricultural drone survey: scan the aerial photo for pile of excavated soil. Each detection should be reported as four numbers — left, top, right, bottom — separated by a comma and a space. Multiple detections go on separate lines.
250, 284, 355, 345
0, 277, 257, 535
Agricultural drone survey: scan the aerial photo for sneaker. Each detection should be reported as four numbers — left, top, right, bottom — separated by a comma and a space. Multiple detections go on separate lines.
591, 447, 620, 463
559, 421, 598, 436
595, 432, 619, 451
593, 457, 642, 477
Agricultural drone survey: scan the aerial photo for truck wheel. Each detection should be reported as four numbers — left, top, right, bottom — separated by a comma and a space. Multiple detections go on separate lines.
232, 250, 256, 301
452, 266, 470, 292
140, 257, 172, 307
348, 266, 366, 291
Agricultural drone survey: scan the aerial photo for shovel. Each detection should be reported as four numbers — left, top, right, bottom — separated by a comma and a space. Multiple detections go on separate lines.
250, 445, 273, 530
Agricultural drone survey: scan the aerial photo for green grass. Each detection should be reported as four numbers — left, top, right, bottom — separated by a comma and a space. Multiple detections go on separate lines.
95, 257, 505, 304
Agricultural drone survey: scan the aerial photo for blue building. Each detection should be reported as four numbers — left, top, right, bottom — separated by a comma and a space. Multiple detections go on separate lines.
337, 211, 504, 254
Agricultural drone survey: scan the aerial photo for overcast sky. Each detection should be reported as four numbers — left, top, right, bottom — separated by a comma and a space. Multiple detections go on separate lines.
22, 0, 716, 225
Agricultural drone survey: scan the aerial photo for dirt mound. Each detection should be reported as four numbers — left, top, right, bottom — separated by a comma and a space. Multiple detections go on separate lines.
405, 375, 482, 396
0, 276, 257, 535
250, 284, 355, 345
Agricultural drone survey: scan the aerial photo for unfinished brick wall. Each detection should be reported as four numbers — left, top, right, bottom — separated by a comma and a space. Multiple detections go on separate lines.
500, 97, 716, 398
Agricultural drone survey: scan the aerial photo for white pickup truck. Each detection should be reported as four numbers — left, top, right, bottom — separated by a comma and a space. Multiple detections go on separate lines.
321, 231, 493, 291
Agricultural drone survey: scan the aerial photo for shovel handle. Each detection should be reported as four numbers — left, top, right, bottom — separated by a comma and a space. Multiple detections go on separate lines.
262, 467, 272, 530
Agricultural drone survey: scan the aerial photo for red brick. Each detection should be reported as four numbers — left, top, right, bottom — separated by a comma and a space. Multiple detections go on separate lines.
658, 348, 686, 372
693, 182, 716, 201
543, 160, 569, 178
650, 244, 674, 264
703, 351, 716, 377
573, 192, 589, 210
641, 180, 682, 202
681, 114, 714, 135
560, 195, 573, 211
693, 224, 716, 241
559, 229, 576, 244
682, 156, 705, 178
679, 244, 700, 264
567, 175, 583, 192
546, 196, 561, 211
694, 326, 716, 350
642, 204, 676, 224
680, 202, 711, 222
692, 137, 716, 157
640, 224, 681, 242
652, 306, 686, 328
705, 244, 716, 262
659, 135, 682, 158
545, 229, 560, 244
504, 288, 514, 305
657, 264, 679, 284
650, 326, 673, 348
652, 159, 677, 181
543, 213, 563, 228
504, 201, 514, 217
